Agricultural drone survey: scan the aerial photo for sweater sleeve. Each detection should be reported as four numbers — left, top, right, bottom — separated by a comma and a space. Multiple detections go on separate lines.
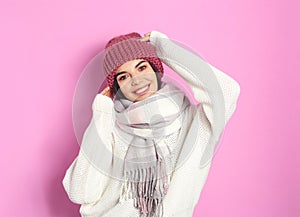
149, 31, 241, 129
62, 94, 114, 204
149, 31, 241, 213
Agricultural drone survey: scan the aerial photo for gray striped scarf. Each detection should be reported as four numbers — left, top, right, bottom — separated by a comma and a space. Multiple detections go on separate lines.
114, 82, 189, 217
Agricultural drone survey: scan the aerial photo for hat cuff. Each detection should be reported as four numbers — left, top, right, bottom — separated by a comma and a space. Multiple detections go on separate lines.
103, 38, 158, 76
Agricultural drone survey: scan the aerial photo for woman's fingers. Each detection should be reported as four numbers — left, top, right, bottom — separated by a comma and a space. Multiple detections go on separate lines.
100, 86, 111, 97
140, 32, 151, 42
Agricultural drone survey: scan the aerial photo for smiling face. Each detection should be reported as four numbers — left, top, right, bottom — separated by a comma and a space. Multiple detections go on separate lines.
114, 59, 158, 102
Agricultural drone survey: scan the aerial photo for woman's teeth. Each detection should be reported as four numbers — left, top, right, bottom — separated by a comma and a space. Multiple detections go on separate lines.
135, 85, 149, 94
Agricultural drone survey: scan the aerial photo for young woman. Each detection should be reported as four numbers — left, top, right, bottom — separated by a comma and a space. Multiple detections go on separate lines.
63, 30, 241, 217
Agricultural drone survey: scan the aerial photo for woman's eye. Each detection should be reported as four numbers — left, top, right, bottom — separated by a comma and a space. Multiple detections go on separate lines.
139, 65, 147, 71
118, 74, 128, 81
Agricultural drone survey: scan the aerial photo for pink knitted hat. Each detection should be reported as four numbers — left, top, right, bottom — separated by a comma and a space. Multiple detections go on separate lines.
103, 32, 164, 93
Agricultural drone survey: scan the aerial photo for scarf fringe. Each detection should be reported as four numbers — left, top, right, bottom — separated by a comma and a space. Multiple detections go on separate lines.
119, 158, 170, 217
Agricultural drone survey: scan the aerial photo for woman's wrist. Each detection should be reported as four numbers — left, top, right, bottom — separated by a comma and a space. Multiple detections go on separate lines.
92, 94, 114, 113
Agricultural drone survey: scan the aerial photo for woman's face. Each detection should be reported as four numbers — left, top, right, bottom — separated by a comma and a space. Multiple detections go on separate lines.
115, 59, 158, 102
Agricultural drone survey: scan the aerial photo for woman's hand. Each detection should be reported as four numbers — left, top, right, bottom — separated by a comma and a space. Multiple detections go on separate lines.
100, 86, 112, 98
140, 32, 151, 42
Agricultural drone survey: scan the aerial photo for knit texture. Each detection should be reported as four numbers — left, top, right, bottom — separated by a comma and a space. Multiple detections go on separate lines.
103, 32, 164, 92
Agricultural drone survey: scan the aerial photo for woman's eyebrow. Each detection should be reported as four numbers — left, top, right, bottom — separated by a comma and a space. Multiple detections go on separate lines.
135, 60, 146, 68
115, 71, 126, 77
115, 60, 146, 77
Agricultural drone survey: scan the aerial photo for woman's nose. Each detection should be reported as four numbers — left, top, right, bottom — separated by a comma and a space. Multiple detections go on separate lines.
131, 74, 141, 86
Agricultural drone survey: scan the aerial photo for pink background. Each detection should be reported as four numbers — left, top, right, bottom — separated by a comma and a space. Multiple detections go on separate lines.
1, 0, 299, 216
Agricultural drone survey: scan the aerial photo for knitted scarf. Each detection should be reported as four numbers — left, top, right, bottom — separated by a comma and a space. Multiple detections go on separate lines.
114, 82, 189, 217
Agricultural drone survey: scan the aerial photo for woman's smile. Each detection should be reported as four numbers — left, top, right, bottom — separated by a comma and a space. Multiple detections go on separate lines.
133, 84, 150, 95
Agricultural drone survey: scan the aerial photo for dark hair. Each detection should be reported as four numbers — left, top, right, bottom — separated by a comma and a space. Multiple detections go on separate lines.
112, 61, 162, 99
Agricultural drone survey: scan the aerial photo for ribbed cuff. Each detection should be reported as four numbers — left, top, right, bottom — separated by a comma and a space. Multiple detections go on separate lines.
92, 94, 114, 113
149, 30, 169, 44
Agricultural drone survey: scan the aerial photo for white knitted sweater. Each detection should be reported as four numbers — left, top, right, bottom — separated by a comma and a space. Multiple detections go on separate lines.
63, 31, 241, 217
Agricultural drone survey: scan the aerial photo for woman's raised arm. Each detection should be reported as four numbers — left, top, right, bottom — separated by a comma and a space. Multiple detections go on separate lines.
148, 30, 241, 130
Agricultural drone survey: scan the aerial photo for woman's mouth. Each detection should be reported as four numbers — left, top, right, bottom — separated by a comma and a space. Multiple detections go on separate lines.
134, 84, 150, 95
